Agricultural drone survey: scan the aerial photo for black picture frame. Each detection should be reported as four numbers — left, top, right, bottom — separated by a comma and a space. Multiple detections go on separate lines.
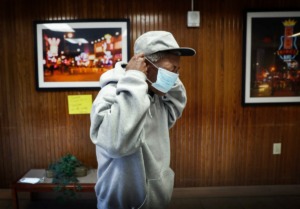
242, 11, 300, 105
34, 19, 130, 90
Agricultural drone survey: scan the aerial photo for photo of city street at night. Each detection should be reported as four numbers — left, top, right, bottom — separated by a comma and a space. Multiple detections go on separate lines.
251, 17, 300, 97
243, 12, 300, 104
34, 20, 129, 90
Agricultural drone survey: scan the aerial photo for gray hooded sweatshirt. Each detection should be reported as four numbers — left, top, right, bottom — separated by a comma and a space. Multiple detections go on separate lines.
90, 62, 187, 209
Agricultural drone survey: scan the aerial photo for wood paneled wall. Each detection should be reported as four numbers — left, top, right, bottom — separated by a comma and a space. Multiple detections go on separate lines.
1, 0, 300, 188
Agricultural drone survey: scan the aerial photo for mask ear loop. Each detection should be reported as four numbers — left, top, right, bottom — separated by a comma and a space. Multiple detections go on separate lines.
145, 57, 158, 84
146, 78, 153, 84
145, 57, 160, 69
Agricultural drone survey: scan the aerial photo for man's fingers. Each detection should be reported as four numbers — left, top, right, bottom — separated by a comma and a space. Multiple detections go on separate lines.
125, 53, 147, 73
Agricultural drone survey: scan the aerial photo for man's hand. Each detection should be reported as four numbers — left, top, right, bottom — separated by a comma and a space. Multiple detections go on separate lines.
126, 53, 147, 74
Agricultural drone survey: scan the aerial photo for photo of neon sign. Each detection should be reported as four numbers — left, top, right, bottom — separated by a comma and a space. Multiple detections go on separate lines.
243, 12, 300, 104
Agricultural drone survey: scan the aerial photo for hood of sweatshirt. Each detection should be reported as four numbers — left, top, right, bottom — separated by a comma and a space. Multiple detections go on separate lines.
99, 61, 127, 88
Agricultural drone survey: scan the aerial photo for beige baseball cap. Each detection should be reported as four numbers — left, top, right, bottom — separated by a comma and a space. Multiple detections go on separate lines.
134, 31, 196, 56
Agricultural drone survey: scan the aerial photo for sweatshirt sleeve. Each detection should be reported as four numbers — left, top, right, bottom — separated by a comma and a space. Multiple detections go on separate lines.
90, 68, 150, 158
161, 78, 187, 128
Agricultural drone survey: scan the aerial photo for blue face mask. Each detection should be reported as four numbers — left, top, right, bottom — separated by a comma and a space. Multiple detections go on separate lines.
146, 58, 179, 93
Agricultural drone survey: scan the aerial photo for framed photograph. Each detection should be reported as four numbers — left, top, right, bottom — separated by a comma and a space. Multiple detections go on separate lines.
34, 19, 130, 90
242, 11, 300, 105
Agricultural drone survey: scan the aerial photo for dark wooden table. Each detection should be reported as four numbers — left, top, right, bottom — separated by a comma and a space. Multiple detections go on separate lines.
11, 169, 97, 209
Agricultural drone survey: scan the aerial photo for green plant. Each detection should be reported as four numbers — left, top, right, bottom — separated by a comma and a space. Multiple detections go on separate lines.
48, 153, 83, 201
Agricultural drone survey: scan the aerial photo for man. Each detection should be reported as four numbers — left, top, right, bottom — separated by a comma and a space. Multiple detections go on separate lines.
90, 31, 195, 209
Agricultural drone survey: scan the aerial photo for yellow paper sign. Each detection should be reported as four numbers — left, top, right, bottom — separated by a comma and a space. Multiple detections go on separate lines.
68, 95, 92, 114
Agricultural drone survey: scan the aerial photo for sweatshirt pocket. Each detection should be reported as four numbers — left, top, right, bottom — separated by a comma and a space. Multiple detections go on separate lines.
142, 168, 174, 209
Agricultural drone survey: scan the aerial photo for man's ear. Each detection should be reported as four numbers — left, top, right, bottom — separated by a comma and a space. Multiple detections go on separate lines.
146, 66, 158, 83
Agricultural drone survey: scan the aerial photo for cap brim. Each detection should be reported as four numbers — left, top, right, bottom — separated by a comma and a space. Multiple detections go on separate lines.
177, 47, 196, 56
161, 47, 196, 56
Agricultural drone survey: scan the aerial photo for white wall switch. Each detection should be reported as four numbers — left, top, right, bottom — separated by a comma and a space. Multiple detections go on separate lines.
187, 11, 200, 27
273, 143, 281, 155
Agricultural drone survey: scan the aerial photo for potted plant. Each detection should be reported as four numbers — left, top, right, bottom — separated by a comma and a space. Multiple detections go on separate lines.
46, 153, 87, 201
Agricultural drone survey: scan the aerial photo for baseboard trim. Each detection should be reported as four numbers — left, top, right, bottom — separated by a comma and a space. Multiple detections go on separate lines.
1, 185, 300, 199
172, 185, 300, 198
0, 189, 12, 199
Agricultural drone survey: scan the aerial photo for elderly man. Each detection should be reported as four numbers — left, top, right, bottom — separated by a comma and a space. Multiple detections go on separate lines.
90, 31, 195, 209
